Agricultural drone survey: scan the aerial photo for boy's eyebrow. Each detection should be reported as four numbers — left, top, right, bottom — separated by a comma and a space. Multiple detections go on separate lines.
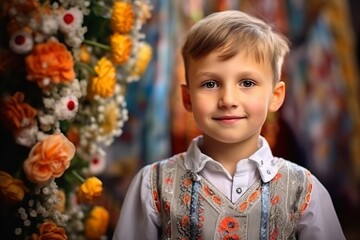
195, 71, 217, 77
195, 70, 264, 79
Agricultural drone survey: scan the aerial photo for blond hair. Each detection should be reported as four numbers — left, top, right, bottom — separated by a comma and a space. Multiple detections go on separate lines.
181, 10, 290, 83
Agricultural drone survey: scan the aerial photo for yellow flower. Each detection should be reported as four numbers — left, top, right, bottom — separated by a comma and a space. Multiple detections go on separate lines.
77, 176, 103, 202
88, 57, 116, 99
84, 206, 109, 240
132, 42, 152, 77
100, 100, 120, 135
0, 171, 28, 203
110, 33, 132, 65
111, 1, 134, 33
79, 45, 91, 63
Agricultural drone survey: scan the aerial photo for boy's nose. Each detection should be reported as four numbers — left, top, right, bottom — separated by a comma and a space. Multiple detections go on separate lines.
218, 87, 238, 108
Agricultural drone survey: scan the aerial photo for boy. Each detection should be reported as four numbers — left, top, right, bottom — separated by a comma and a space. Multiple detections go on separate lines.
113, 10, 345, 239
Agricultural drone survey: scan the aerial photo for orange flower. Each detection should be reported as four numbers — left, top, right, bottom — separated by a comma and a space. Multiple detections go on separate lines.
183, 178, 192, 188
111, 2, 134, 33
238, 201, 248, 212
183, 192, 191, 206
272, 172, 282, 181
110, 33, 132, 65
23, 133, 75, 185
249, 189, 260, 202
218, 216, 239, 233
271, 195, 280, 205
300, 202, 308, 214
0, 92, 37, 134
29, 221, 67, 240
203, 185, 214, 196
25, 40, 75, 88
212, 195, 222, 206
0, 171, 28, 202
77, 177, 103, 202
84, 206, 109, 240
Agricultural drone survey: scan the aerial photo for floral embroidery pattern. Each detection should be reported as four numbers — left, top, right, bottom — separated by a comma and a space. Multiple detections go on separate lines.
176, 172, 204, 239
151, 160, 176, 239
238, 187, 261, 213
202, 184, 222, 207
218, 216, 240, 239
300, 171, 313, 214
222, 233, 240, 240
151, 163, 161, 213
268, 162, 313, 239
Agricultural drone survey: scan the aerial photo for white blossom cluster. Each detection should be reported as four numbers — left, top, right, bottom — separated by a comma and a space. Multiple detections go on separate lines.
15, 180, 69, 236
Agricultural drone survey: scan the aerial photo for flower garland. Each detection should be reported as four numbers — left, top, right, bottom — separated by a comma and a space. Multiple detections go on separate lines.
0, 0, 152, 239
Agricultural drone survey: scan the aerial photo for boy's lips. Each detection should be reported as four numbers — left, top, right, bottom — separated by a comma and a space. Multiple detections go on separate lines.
212, 115, 246, 123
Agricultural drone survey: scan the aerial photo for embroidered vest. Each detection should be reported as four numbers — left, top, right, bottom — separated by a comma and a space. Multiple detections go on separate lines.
150, 154, 312, 240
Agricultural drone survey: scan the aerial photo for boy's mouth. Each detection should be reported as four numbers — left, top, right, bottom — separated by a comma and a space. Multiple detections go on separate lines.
212, 115, 246, 123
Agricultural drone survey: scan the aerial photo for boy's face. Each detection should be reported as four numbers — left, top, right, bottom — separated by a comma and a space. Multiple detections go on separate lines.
181, 50, 285, 145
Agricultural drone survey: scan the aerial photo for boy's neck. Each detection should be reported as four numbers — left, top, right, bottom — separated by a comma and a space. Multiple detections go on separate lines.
199, 134, 259, 176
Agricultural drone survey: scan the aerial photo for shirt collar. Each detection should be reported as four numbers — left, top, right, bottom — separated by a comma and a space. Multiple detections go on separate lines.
184, 135, 280, 183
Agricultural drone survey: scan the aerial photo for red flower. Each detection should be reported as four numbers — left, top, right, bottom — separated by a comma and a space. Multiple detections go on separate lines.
218, 216, 239, 233
222, 233, 240, 240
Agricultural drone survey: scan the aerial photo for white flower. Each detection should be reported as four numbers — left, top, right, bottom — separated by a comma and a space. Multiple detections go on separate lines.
41, 14, 59, 35
58, 7, 84, 34
15, 124, 38, 147
9, 30, 34, 54
54, 95, 79, 120
14, 228, 22, 236
80, 151, 106, 175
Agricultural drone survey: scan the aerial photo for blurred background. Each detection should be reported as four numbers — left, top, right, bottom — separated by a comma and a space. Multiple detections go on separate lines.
0, 0, 360, 240
99, 0, 360, 239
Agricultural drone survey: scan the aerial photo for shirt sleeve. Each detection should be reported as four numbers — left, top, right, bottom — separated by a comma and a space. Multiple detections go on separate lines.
297, 175, 346, 240
112, 165, 161, 240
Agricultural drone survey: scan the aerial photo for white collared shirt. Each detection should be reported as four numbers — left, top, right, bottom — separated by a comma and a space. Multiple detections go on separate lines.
113, 136, 345, 240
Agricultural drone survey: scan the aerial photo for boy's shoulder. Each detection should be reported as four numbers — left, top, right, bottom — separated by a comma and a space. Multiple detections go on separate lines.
279, 158, 311, 173
275, 158, 313, 184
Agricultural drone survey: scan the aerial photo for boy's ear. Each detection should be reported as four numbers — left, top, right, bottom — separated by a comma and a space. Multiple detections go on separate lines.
269, 81, 286, 112
181, 84, 192, 112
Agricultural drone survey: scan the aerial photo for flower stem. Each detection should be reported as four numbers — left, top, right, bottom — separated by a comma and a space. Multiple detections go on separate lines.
75, 61, 96, 76
72, 170, 85, 183
84, 39, 110, 50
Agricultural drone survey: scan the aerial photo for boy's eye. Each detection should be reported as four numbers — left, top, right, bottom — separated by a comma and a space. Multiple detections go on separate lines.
201, 81, 218, 88
240, 80, 255, 88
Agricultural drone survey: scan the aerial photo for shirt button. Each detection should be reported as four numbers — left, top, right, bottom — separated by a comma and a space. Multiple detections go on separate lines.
236, 187, 242, 194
